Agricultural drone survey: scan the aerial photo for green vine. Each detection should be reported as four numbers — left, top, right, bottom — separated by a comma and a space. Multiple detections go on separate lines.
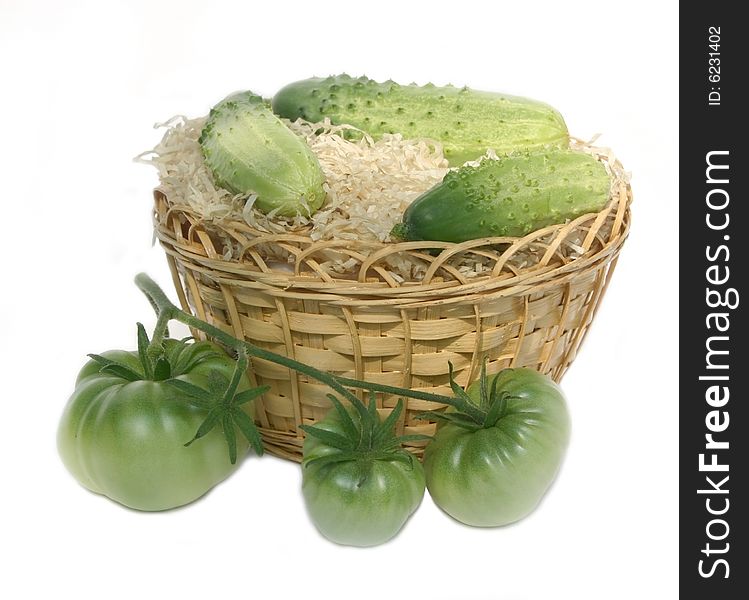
133, 273, 474, 462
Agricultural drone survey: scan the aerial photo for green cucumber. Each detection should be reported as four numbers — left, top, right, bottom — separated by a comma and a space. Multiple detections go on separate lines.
199, 91, 326, 216
271, 74, 569, 166
391, 149, 611, 242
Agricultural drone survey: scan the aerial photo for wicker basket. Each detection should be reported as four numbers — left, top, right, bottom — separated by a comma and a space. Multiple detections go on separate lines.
153, 144, 631, 461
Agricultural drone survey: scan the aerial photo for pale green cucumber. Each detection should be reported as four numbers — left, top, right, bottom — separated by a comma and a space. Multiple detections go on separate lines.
199, 91, 326, 216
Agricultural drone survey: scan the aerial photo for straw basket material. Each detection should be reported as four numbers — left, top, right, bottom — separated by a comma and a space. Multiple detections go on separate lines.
153, 144, 631, 462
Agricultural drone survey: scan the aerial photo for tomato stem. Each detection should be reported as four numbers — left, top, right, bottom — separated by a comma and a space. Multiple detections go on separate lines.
134, 273, 466, 413
149, 310, 171, 352
222, 347, 249, 407
331, 376, 477, 414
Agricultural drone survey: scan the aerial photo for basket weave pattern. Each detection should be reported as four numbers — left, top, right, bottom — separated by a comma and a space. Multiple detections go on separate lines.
153, 148, 631, 461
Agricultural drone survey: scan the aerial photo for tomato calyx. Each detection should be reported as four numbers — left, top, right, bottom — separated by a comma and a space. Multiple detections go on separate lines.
416, 361, 519, 431
300, 393, 429, 482
88, 324, 270, 465
167, 366, 269, 465
88, 323, 221, 383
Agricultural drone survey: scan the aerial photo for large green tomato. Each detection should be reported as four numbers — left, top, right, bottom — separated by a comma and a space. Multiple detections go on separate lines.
302, 407, 425, 547
57, 339, 251, 511
423, 368, 570, 527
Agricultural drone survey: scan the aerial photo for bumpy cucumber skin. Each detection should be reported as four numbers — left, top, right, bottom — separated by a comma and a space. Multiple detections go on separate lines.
394, 150, 611, 243
199, 91, 326, 216
271, 75, 569, 166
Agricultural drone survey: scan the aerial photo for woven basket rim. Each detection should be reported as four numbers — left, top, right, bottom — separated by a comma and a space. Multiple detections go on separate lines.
153, 142, 632, 303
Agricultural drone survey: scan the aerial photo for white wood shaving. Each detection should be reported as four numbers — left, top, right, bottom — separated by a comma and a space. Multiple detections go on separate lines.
136, 115, 449, 243
138, 116, 626, 282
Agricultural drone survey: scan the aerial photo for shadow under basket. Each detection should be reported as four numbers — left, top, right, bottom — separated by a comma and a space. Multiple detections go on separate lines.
153, 147, 632, 462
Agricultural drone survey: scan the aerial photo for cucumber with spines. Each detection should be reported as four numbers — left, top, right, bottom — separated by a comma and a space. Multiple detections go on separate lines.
271, 75, 569, 166
199, 91, 326, 217
391, 149, 611, 243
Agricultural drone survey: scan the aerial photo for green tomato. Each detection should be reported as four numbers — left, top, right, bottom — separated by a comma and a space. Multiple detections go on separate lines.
423, 368, 570, 527
57, 339, 251, 511
302, 407, 425, 547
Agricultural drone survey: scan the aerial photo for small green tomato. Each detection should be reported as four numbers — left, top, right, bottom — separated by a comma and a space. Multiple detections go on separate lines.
423, 366, 571, 527
301, 396, 426, 547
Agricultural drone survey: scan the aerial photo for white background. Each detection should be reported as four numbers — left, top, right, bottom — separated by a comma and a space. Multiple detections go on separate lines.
0, 1, 678, 598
